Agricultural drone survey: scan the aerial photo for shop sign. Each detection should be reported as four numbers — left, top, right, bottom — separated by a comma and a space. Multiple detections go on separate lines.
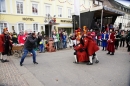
22, 17, 34, 21
61, 20, 72, 23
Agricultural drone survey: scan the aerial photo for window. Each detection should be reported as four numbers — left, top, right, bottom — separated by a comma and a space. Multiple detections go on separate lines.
0, 23, 7, 33
45, 5, 50, 16
68, 9, 71, 18
32, 3, 38, 15
99, 1, 103, 6
33, 24, 38, 32
0, 0, 6, 12
16, 1, 23, 14
93, 0, 103, 6
95, 0, 98, 5
58, 7, 62, 17
18, 23, 24, 33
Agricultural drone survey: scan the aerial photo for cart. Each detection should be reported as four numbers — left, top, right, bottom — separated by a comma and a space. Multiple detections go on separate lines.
12, 45, 24, 58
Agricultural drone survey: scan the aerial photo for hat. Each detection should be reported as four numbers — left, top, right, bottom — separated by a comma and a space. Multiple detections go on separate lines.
77, 28, 81, 32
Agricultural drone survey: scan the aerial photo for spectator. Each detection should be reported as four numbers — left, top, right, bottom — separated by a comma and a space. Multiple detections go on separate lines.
39, 38, 44, 53
62, 32, 67, 49
115, 30, 120, 50
53, 32, 58, 50
120, 30, 126, 47
12, 31, 18, 44
18, 32, 26, 44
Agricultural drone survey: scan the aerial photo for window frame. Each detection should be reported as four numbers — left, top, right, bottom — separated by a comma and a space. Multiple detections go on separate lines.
45, 4, 51, 16
16, 1, 23, 14
58, 6, 62, 17
93, 0, 103, 6
0, 22, 8, 34
0, 0, 6, 13
33, 23, 38, 32
17, 23, 25, 33
68, 8, 71, 18
32, 2, 38, 15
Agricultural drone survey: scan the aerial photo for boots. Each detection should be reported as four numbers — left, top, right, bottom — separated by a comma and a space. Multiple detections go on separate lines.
0, 59, 4, 63
87, 56, 93, 65
110, 52, 114, 55
107, 51, 110, 54
73, 55, 78, 64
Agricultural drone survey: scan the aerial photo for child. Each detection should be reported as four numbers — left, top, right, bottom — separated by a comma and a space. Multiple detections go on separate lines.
39, 39, 44, 53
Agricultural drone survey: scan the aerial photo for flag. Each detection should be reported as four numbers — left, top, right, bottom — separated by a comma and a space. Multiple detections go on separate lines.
74, 0, 80, 15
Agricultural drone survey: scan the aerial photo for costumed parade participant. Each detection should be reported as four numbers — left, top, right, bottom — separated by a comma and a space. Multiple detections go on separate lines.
0, 28, 10, 62
46, 38, 56, 52
71, 28, 89, 63
82, 26, 99, 65
107, 29, 115, 55
101, 31, 109, 51
72, 26, 99, 65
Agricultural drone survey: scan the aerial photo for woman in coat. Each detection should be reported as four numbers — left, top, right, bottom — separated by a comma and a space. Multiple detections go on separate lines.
0, 28, 10, 62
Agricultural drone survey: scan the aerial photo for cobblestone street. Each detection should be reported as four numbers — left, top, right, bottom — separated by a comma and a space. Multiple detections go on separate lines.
0, 57, 29, 86
0, 47, 130, 86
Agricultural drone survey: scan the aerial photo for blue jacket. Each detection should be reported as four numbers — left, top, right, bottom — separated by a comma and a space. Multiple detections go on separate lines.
62, 35, 66, 42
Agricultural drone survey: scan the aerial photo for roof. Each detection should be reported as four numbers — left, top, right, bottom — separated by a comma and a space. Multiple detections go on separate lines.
81, 6, 125, 18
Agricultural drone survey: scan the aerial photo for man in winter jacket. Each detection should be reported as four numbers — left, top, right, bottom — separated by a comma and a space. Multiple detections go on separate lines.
20, 33, 38, 66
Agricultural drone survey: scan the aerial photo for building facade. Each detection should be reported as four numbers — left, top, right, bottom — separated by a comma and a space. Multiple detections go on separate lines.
111, 0, 130, 30
0, 0, 74, 35
0, 0, 94, 36
1, 0, 129, 35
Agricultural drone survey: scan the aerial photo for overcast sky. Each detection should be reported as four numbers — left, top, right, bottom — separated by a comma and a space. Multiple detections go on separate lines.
115, 0, 130, 6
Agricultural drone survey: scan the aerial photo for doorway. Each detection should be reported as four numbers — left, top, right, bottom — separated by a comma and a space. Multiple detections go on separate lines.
45, 25, 52, 38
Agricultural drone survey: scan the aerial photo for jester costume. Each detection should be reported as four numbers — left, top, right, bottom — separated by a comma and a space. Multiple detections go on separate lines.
71, 26, 99, 65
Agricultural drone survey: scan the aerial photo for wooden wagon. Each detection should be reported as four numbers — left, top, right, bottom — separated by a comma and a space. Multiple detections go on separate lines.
12, 45, 24, 58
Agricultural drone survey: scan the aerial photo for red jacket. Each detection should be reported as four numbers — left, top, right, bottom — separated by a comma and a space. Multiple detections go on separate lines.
107, 32, 115, 52
18, 35, 26, 44
0, 34, 4, 52
74, 43, 89, 62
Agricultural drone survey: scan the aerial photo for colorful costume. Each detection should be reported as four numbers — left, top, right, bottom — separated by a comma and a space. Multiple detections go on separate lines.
73, 26, 99, 65
72, 28, 89, 63
0, 28, 10, 63
74, 43, 89, 62
107, 32, 115, 55
46, 38, 56, 52
83, 26, 99, 65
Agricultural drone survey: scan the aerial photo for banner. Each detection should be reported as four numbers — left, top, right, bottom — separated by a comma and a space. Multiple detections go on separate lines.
74, 0, 80, 15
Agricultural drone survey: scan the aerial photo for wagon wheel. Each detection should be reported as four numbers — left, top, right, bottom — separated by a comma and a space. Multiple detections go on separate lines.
13, 53, 19, 58
18, 50, 23, 57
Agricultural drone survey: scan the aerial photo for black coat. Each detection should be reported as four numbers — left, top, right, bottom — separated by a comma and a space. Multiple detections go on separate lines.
24, 35, 37, 50
2, 33, 10, 55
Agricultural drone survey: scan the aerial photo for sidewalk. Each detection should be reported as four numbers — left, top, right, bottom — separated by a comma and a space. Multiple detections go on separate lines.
0, 56, 29, 86
0, 55, 44, 86
0, 47, 72, 86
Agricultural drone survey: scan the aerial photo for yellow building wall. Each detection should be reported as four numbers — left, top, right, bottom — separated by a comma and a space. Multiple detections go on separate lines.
0, 0, 75, 33
6, 0, 10, 13
1, 14, 44, 24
